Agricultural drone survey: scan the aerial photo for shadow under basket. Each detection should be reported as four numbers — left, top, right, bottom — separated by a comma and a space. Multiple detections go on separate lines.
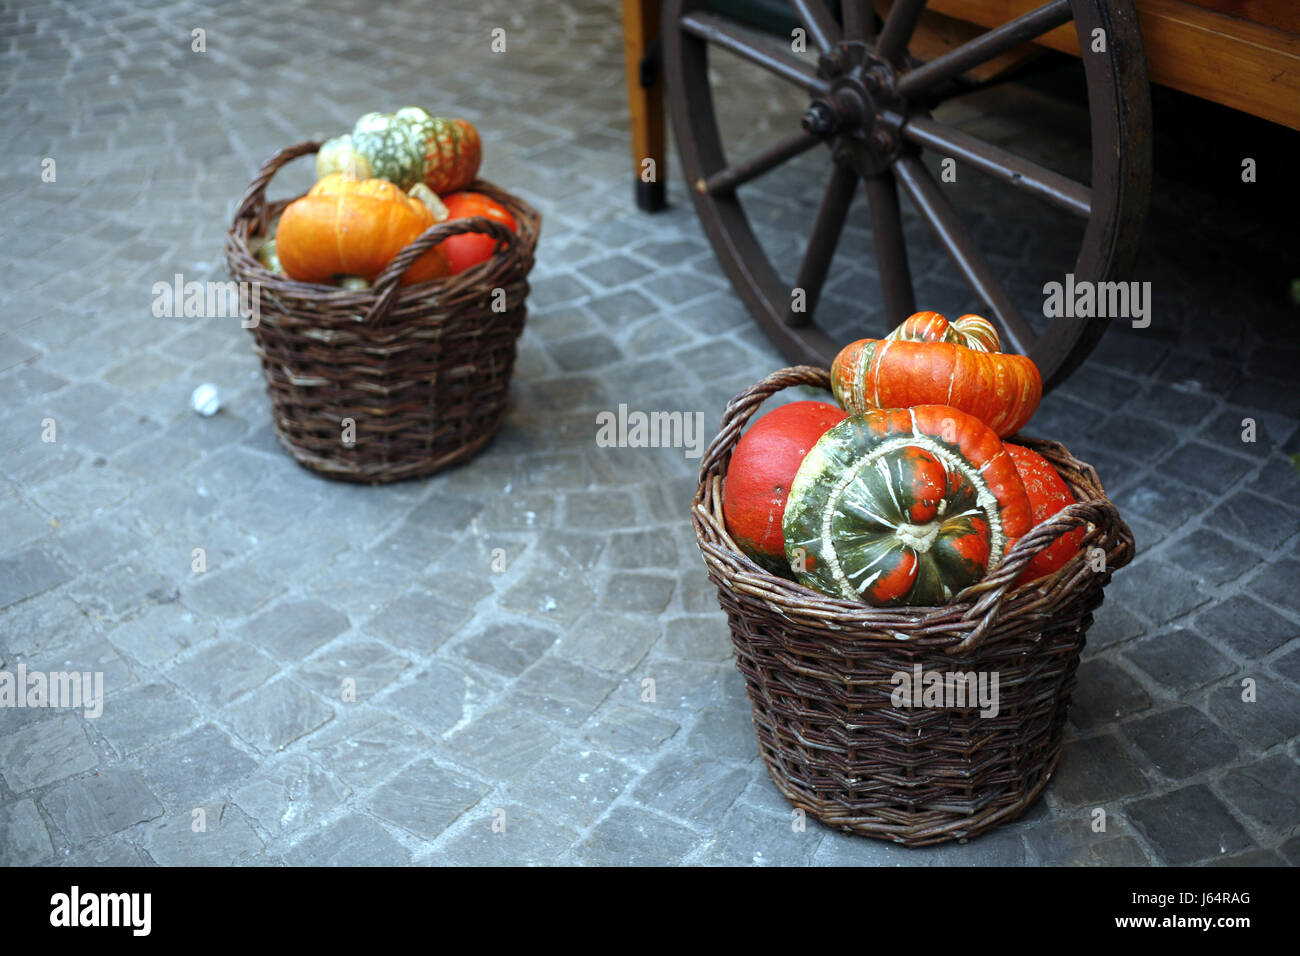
692, 366, 1135, 847
224, 141, 541, 484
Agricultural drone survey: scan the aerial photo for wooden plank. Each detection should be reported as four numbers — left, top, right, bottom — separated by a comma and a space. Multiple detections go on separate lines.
924, 0, 1300, 129
878, 2, 1048, 82
920, 0, 1079, 55
1136, 0, 1300, 128
1178, 1, 1300, 36
621, 0, 667, 208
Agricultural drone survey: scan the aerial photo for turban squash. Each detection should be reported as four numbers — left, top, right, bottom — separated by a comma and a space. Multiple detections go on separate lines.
783, 405, 1032, 606
831, 312, 1042, 437
276, 174, 449, 286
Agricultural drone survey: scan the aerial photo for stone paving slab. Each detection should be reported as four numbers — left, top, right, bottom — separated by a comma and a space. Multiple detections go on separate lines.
0, 0, 1297, 867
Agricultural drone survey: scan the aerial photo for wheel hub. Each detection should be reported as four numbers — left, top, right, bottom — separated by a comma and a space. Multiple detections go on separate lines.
800, 44, 910, 174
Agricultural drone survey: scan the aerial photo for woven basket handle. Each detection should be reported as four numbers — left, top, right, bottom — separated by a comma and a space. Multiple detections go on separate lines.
946, 495, 1129, 654
365, 215, 525, 325
232, 140, 322, 237
698, 365, 832, 488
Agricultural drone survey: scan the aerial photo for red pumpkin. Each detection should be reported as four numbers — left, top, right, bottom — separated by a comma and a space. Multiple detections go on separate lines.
830, 311, 1042, 437
1003, 443, 1086, 585
439, 192, 518, 275
723, 400, 848, 571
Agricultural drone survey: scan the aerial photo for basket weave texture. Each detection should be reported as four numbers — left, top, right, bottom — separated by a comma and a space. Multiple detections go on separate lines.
224, 141, 541, 483
692, 366, 1135, 846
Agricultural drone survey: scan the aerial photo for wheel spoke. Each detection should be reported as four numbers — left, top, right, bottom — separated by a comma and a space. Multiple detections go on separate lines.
701, 129, 822, 195
863, 172, 916, 324
876, 0, 928, 63
903, 116, 1090, 217
897, 0, 1072, 98
842, 0, 874, 44
893, 154, 1035, 354
787, 162, 859, 327
791, 0, 841, 55
681, 11, 831, 97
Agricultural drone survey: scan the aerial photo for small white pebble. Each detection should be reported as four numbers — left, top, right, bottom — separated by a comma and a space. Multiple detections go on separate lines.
191, 383, 220, 416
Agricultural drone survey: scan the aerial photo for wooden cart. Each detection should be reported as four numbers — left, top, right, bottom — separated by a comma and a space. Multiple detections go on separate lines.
621, 0, 1300, 387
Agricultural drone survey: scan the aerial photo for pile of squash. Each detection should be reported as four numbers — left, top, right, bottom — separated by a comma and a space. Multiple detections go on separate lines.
723, 312, 1085, 607
255, 107, 518, 288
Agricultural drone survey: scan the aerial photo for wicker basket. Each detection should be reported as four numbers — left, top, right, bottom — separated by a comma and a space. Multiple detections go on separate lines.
224, 141, 541, 483
692, 366, 1135, 847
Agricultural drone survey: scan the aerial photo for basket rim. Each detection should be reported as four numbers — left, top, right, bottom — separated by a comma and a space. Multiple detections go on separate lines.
228, 180, 541, 293
692, 365, 1136, 653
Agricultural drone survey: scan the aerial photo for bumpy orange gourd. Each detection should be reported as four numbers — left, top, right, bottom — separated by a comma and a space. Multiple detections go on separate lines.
830, 312, 1042, 437
1003, 442, 1086, 585
276, 173, 449, 285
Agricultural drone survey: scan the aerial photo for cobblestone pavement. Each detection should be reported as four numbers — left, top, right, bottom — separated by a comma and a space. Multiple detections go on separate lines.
2, 0, 1298, 867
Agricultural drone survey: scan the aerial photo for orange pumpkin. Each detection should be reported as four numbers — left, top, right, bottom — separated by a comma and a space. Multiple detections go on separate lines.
1003, 442, 1086, 585
830, 312, 1042, 437
276, 173, 449, 285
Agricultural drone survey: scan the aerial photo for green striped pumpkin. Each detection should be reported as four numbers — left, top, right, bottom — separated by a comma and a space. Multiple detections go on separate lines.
316, 108, 481, 194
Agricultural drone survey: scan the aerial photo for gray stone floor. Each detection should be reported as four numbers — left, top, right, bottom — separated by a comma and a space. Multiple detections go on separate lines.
1, 0, 1298, 867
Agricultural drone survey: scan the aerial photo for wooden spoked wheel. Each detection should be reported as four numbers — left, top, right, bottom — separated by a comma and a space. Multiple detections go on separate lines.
663, 0, 1151, 389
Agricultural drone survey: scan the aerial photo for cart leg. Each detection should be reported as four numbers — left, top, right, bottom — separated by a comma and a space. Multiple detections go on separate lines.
622, 0, 667, 211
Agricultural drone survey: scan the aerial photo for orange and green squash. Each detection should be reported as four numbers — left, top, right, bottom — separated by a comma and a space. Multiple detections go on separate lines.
316, 108, 482, 194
